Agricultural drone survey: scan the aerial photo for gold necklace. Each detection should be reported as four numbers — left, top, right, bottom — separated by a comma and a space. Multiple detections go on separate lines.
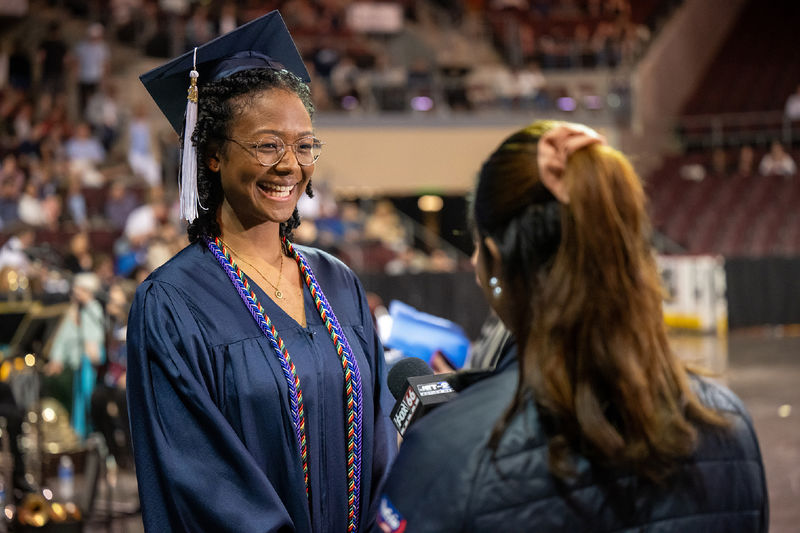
220, 238, 285, 299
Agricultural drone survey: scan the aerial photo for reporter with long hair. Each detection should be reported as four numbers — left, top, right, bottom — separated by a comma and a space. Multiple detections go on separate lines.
375, 121, 767, 532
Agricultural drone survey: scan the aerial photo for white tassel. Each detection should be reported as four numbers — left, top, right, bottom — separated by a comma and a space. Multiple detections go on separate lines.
180, 49, 200, 222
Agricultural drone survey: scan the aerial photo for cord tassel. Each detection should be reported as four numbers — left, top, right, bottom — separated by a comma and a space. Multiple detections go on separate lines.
180, 48, 200, 222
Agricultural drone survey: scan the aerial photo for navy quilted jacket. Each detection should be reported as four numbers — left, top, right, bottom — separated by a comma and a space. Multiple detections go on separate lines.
376, 364, 768, 533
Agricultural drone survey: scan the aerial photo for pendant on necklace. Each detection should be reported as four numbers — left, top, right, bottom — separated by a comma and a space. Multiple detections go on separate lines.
275, 289, 283, 299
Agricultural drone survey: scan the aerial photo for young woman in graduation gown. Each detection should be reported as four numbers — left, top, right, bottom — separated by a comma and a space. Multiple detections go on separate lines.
127, 13, 396, 532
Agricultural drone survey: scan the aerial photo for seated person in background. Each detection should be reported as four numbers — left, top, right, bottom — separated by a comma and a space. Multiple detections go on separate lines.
0, 224, 35, 275
376, 121, 768, 532
759, 140, 796, 177
737, 144, 755, 176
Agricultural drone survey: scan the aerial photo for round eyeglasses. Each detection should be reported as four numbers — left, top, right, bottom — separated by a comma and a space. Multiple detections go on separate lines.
226, 135, 324, 167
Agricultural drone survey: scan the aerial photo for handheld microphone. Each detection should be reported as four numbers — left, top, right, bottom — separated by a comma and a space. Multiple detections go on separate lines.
387, 357, 494, 436
388, 358, 456, 436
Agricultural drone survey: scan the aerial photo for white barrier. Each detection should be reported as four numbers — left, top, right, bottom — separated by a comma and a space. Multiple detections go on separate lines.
657, 255, 727, 334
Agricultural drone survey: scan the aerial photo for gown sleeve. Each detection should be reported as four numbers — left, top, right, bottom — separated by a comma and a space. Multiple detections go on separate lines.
126, 280, 296, 533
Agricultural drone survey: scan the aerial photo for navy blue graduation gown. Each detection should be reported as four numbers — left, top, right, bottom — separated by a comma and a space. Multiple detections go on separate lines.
127, 243, 397, 532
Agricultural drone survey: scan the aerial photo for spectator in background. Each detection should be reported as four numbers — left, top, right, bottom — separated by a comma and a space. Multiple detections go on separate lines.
65, 122, 106, 166
311, 37, 341, 101
737, 145, 755, 176
0, 153, 25, 196
64, 172, 89, 228
74, 23, 110, 116
17, 180, 50, 227
759, 140, 796, 177
785, 84, 800, 122
0, 154, 25, 228
364, 199, 408, 251
63, 232, 94, 274
127, 103, 161, 186
184, 3, 215, 51
217, 1, 239, 35
330, 55, 363, 110
709, 147, 730, 177
7, 38, 32, 91
0, 224, 35, 275
37, 21, 69, 95
513, 61, 547, 109
122, 188, 168, 243
116, 189, 169, 276
104, 180, 139, 230
86, 79, 122, 151
11, 100, 36, 153
93, 253, 116, 293
46, 272, 106, 439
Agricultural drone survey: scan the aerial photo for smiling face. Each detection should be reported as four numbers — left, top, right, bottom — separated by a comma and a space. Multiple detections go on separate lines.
212, 88, 314, 229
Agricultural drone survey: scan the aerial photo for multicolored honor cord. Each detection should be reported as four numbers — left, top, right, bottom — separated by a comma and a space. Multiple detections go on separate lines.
206, 236, 364, 532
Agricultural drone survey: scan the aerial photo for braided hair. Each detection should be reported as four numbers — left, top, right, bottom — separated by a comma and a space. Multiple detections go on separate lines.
187, 68, 315, 244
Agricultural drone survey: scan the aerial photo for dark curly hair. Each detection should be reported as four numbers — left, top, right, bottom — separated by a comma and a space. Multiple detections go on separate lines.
187, 68, 315, 244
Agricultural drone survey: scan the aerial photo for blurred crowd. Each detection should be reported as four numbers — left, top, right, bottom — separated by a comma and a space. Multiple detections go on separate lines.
0, 0, 676, 450
42, 0, 647, 113
0, 0, 657, 298
678, 141, 798, 182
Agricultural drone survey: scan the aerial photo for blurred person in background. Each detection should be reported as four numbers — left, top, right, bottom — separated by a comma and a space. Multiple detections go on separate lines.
64, 122, 106, 166
758, 140, 796, 177
63, 173, 89, 229
45, 272, 106, 439
17, 180, 51, 227
85, 79, 122, 151
708, 146, 730, 177
37, 21, 69, 96
104, 180, 140, 230
0, 224, 35, 275
377, 121, 768, 532
127, 102, 162, 187
737, 144, 756, 177
7, 38, 32, 91
363, 199, 408, 252
115, 189, 169, 277
62, 231, 94, 274
217, 1, 240, 35
74, 23, 110, 116
183, 3, 215, 51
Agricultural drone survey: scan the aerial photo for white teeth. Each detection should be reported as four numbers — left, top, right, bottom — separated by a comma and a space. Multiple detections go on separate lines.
259, 183, 294, 197
264, 184, 292, 192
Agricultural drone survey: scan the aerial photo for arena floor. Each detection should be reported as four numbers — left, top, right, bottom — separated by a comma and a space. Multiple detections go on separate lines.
722, 330, 800, 533
85, 330, 800, 533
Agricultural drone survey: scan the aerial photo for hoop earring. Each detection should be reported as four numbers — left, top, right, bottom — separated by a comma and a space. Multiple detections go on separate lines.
489, 276, 502, 299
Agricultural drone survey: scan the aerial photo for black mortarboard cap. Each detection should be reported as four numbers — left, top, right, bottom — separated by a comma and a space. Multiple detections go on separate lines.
140, 10, 310, 135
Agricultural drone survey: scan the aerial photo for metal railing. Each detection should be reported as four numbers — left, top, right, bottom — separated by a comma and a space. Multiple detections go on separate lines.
676, 111, 798, 148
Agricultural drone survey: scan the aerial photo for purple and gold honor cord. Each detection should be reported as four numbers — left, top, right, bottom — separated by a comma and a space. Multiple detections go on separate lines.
206, 236, 364, 532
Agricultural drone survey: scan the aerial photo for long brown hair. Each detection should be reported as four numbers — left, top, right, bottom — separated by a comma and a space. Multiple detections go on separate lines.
473, 121, 726, 482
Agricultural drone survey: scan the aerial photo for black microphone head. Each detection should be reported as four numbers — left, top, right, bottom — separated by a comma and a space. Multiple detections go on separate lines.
387, 357, 433, 400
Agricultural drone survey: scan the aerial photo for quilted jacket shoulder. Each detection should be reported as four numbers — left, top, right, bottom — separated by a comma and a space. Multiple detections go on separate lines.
380, 365, 768, 533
